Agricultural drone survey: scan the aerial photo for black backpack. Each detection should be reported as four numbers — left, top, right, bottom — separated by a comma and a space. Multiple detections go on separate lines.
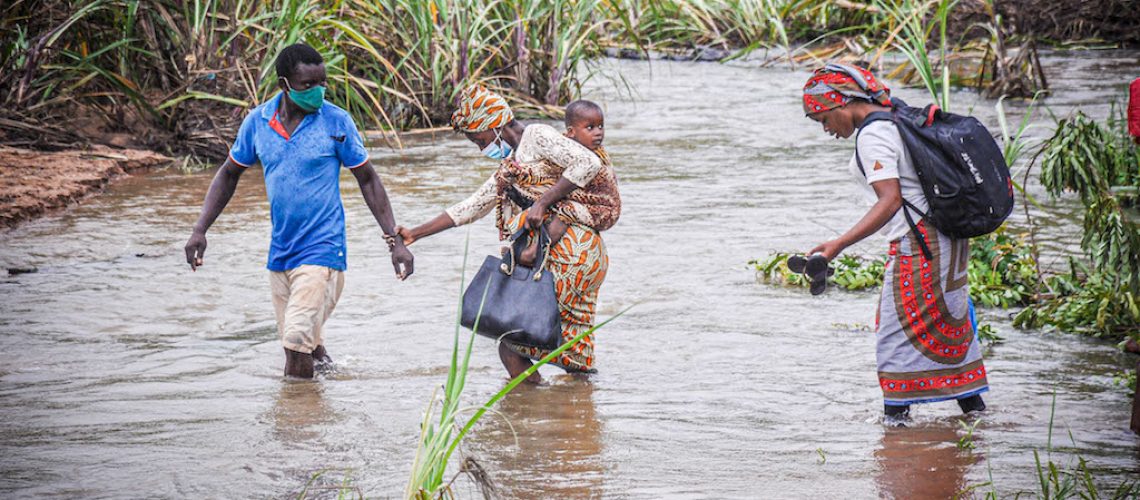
856, 98, 1014, 258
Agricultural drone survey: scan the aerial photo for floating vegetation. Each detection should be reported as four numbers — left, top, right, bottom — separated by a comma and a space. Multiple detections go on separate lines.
751, 227, 1038, 307
750, 252, 885, 292
1014, 108, 1140, 342
968, 226, 1038, 309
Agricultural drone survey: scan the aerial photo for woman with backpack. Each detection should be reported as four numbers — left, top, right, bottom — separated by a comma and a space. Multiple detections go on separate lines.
801, 63, 988, 422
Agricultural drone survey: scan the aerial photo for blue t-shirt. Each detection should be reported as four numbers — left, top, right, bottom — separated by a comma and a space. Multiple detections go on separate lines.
228, 92, 369, 272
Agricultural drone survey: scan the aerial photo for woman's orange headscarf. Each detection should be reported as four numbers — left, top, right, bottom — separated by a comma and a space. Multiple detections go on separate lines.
450, 85, 514, 133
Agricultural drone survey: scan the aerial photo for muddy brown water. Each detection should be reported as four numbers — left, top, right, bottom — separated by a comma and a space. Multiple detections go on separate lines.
2, 53, 1139, 498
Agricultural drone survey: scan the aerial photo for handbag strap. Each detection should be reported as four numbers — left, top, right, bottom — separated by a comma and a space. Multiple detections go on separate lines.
500, 226, 552, 281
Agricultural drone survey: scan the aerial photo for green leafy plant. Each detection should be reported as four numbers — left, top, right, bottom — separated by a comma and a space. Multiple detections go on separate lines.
976, 323, 1004, 345
1014, 260, 1140, 341
1112, 369, 1137, 393
750, 252, 885, 292
1039, 110, 1140, 292
967, 226, 1038, 308
1014, 108, 1140, 342
956, 417, 981, 450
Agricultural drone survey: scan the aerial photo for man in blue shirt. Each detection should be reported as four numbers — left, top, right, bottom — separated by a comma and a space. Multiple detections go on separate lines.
184, 44, 414, 378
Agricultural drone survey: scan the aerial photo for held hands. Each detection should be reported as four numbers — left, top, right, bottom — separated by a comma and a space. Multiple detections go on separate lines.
394, 225, 416, 247
391, 242, 414, 281
184, 231, 207, 271
385, 227, 414, 280
809, 240, 845, 261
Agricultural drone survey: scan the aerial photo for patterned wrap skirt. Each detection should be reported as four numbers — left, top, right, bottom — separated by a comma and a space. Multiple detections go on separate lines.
876, 221, 989, 406
502, 212, 609, 372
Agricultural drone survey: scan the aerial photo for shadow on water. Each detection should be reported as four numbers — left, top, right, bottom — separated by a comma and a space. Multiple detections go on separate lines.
875, 421, 980, 499
270, 381, 340, 444
467, 375, 605, 498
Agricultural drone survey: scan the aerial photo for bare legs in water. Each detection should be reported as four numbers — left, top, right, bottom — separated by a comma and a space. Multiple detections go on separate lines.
498, 342, 542, 384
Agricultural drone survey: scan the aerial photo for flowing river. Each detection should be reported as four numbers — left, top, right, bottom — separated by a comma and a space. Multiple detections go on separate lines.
2, 52, 1138, 498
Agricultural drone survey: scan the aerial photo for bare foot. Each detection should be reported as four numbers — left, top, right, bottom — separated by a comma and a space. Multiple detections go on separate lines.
312, 345, 334, 374
498, 342, 542, 384
284, 348, 314, 379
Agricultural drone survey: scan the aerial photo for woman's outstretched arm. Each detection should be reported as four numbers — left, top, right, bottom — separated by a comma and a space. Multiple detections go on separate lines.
398, 212, 456, 246
398, 175, 497, 245
810, 178, 902, 259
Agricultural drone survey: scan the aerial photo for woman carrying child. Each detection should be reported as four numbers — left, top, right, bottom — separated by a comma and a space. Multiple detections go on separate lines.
397, 86, 620, 383
801, 63, 988, 421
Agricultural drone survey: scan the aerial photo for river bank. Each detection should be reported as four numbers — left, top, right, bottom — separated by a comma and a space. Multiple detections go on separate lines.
0, 146, 172, 230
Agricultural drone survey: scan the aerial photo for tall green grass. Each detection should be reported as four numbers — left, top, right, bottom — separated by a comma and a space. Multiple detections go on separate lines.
1, 0, 1053, 156
961, 391, 1140, 499
1, 0, 614, 156
871, 0, 956, 110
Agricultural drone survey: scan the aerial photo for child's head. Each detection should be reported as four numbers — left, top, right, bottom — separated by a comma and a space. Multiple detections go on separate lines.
564, 100, 604, 150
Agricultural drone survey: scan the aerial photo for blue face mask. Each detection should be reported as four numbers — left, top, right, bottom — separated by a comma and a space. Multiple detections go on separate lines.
481, 128, 512, 160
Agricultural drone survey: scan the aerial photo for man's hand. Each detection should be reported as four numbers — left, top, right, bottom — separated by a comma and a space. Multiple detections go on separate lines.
525, 203, 547, 230
185, 231, 207, 271
184, 159, 245, 272
391, 242, 414, 280
809, 240, 845, 261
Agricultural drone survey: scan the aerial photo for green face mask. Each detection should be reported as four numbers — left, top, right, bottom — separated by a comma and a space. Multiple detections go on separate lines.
283, 78, 325, 113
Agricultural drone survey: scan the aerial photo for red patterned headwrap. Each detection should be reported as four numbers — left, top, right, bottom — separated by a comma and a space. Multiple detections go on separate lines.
803, 63, 891, 115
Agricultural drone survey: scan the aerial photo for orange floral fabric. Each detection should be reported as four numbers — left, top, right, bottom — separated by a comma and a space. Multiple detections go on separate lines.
493, 147, 621, 239
450, 85, 514, 133
502, 212, 608, 372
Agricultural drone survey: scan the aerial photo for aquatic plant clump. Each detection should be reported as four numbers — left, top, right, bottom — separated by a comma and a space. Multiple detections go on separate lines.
1014, 109, 1140, 342
752, 227, 1038, 303
751, 252, 885, 291
967, 226, 1038, 308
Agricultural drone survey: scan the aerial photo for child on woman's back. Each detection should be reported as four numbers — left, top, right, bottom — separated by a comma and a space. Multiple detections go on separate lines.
520, 99, 620, 263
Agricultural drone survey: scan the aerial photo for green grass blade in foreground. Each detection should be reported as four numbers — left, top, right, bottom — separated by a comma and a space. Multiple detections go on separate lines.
440, 305, 633, 467
405, 230, 514, 497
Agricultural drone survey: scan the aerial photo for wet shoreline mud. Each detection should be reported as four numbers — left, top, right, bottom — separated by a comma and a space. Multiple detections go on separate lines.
0, 146, 172, 229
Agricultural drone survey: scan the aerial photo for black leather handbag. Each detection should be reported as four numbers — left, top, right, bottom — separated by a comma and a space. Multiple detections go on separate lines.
460, 228, 562, 351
